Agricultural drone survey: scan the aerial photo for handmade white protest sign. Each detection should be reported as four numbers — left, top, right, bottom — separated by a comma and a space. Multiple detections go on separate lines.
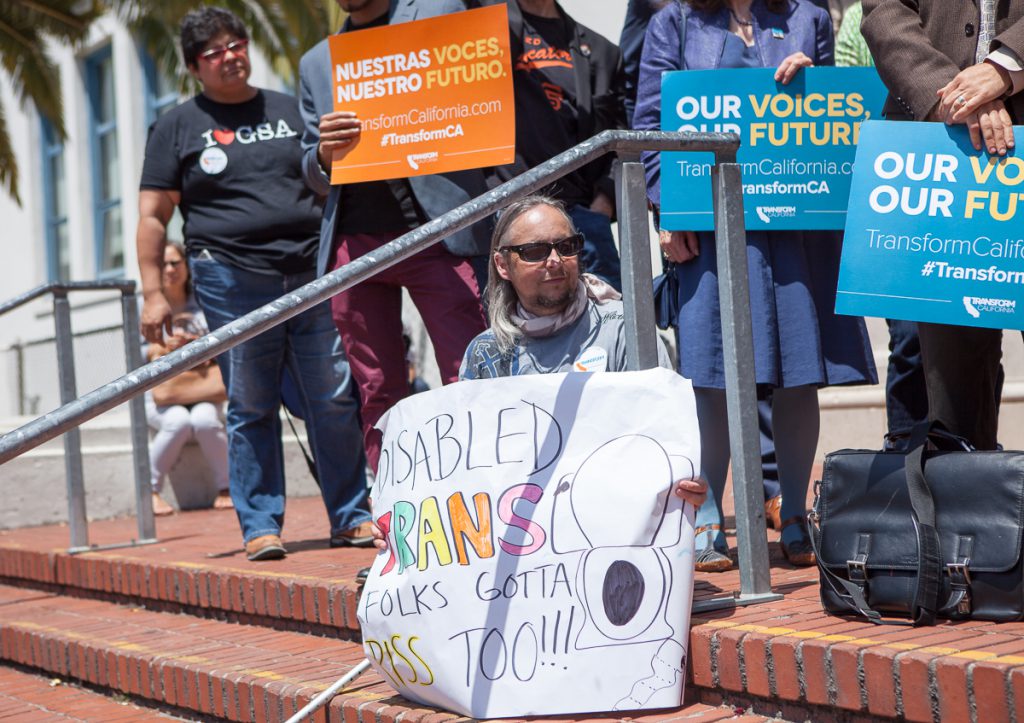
359, 368, 700, 717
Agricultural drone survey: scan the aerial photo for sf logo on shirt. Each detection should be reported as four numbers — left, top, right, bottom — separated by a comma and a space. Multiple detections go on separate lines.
197, 119, 298, 175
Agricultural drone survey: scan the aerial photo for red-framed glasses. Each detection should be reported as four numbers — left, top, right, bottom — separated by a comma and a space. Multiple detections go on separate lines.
198, 38, 249, 65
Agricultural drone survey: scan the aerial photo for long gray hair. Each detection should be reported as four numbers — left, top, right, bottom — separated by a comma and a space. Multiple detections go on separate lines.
486, 195, 578, 352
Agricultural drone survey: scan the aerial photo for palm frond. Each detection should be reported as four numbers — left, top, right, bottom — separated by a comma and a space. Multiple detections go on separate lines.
0, 9, 66, 135
0, 101, 21, 205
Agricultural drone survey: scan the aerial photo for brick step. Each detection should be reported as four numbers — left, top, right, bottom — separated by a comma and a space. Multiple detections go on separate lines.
0, 662, 183, 721
2, 500, 1024, 721
0, 498, 371, 637
0, 582, 782, 723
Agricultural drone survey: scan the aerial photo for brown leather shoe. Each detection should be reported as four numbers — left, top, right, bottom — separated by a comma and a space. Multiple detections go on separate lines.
245, 534, 286, 561
330, 521, 375, 548
764, 496, 782, 530
779, 517, 816, 567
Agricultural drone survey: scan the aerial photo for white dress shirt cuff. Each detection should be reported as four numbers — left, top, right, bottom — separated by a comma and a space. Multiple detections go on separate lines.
987, 48, 1024, 96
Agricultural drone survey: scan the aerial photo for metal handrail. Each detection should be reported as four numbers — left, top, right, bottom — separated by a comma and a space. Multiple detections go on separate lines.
0, 131, 733, 460
0, 280, 155, 552
0, 129, 777, 609
0, 280, 135, 317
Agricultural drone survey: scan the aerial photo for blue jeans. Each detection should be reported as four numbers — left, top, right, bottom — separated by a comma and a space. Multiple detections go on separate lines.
190, 253, 370, 543
568, 205, 622, 291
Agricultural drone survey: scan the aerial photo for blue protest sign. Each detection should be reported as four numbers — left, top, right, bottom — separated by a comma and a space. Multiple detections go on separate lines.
836, 120, 1024, 331
659, 67, 886, 230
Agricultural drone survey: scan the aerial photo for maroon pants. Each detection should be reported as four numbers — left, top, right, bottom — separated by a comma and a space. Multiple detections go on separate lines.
330, 233, 486, 471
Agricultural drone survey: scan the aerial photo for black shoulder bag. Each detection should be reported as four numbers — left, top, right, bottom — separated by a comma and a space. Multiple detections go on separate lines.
810, 420, 1024, 624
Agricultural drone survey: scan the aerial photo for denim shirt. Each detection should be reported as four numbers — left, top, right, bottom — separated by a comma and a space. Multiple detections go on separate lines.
632, 0, 835, 208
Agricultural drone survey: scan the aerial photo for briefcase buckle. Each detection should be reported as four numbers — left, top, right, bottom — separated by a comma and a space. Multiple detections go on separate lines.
946, 561, 973, 615
847, 558, 868, 583
947, 561, 972, 586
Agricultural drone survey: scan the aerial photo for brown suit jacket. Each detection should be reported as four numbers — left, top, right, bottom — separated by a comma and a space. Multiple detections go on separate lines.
862, 0, 1024, 121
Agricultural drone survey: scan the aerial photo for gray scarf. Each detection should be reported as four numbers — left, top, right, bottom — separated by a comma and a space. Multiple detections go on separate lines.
511, 273, 622, 338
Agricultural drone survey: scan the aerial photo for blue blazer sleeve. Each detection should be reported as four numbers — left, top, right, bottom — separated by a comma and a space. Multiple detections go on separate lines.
813, 2, 835, 66
632, 2, 683, 211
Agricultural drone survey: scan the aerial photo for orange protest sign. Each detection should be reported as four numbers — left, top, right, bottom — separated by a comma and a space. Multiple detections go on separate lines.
327, 5, 515, 184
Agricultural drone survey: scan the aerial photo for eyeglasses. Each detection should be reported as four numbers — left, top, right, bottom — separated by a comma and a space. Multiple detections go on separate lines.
499, 234, 584, 263
198, 38, 249, 65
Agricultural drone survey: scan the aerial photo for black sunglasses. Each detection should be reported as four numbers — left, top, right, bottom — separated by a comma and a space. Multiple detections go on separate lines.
499, 234, 584, 263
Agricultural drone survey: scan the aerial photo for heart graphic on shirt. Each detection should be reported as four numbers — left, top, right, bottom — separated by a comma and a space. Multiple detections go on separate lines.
212, 129, 235, 145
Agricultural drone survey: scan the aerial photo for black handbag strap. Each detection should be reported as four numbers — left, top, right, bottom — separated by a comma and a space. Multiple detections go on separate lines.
902, 421, 950, 626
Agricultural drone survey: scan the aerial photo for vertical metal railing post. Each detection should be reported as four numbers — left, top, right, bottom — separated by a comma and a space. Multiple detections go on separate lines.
707, 158, 778, 606
13, 342, 25, 415
121, 289, 157, 543
615, 156, 660, 371
52, 290, 89, 551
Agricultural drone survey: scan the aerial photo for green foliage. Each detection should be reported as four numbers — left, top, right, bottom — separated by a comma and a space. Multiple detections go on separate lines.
0, 0, 103, 202
0, 0, 345, 203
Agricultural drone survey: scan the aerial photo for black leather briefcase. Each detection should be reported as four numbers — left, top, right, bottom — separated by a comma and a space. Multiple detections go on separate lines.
810, 422, 1024, 625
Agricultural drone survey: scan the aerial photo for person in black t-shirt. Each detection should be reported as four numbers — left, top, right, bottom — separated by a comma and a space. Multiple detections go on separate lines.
137, 7, 371, 562
479, 0, 627, 291
298, 0, 489, 476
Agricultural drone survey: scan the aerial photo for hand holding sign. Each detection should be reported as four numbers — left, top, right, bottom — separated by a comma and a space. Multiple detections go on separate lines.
965, 100, 1014, 156
938, 61, 1012, 123
316, 111, 361, 172
936, 62, 1016, 155
774, 51, 813, 85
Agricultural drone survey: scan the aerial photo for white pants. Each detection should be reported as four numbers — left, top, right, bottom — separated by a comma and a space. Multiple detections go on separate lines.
146, 395, 229, 492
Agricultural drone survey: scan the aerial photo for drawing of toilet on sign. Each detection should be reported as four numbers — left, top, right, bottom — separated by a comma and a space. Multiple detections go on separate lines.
551, 435, 695, 648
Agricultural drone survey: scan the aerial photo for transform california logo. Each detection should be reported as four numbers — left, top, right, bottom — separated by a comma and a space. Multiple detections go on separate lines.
962, 296, 1016, 319
407, 151, 439, 170
755, 205, 797, 224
